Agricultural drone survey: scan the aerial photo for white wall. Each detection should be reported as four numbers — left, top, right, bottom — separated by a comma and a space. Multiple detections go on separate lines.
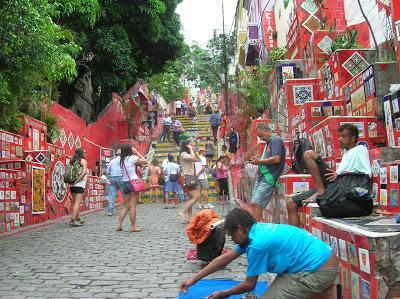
344, 0, 393, 47
274, 0, 293, 48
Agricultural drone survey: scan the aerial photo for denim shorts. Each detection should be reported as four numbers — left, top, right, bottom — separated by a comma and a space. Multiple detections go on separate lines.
250, 177, 275, 208
198, 179, 209, 190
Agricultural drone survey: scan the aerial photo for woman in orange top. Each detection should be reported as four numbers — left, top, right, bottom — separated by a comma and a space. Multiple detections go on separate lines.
219, 112, 227, 141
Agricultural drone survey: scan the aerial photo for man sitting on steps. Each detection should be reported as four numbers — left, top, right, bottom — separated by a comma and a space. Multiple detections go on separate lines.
286, 123, 372, 227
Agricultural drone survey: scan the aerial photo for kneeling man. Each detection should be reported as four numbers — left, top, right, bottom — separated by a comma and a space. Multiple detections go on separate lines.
180, 208, 339, 299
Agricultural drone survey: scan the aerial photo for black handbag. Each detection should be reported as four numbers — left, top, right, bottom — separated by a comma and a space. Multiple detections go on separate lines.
316, 173, 373, 218
184, 175, 198, 188
169, 173, 179, 182
183, 161, 198, 188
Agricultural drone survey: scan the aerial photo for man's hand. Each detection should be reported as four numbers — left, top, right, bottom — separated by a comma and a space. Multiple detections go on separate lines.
249, 157, 260, 165
179, 278, 195, 294
206, 291, 228, 299
325, 168, 338, 182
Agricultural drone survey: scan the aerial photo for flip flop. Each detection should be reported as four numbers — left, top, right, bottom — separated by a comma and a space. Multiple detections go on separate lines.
130, 228, 142, 232
116, 227, 123, 231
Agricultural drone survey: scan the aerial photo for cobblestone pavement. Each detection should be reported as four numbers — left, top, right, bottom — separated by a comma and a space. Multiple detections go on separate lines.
0, 203, 258, 299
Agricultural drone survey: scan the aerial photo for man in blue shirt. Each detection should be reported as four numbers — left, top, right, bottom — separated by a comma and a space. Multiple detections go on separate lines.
210, 110, 221, 145
180, 208, 339, 299
106, 151, 123, 216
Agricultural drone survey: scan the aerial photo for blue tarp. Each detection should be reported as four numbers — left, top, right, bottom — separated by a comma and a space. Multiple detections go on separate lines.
178, 279, 268, 299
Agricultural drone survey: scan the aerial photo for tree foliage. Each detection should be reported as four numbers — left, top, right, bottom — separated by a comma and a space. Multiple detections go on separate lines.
0, 0, 81, 132
147, 60, 186, 103
238, 47, 287, 118
331, 29, 359, 53
183, 34, 235, 92
0, 0, 185, 132
63, 0, 185, 110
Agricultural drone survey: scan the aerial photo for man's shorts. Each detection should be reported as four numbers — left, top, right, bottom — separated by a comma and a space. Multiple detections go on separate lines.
261, 266, 339, 299
198, 179, 209, 190
250, 177, 275, 209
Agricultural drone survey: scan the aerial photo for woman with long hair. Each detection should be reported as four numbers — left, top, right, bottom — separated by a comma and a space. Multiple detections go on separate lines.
148, 159, 162, 202
178, 140, 201, 222
69, 148, 88, 227
117, 143, 148, 232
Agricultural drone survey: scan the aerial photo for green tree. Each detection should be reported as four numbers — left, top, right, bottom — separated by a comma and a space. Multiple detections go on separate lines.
57, 0, 185, 113
0, 0, 81, 132
238, 47, 287, 118
147, 60, 186, 103
184, 34, 235, 92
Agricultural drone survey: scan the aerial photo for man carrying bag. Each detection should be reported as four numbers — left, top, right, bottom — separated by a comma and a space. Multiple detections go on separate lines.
286, 123, 372, 226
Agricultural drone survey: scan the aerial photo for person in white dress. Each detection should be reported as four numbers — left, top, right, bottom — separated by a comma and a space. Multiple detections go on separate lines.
117, 143, 149, 232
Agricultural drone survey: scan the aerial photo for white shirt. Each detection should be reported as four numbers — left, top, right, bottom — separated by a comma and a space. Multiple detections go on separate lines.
121, 155, 139, 181
195, 156, 207, 180
107, 156, 122, 177
336, 145, 371, 176
162, 158, 169, 171
176, 100, 182, 108
164, 162, 181, 181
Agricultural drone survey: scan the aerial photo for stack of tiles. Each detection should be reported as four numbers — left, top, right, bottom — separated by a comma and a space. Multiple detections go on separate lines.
0, 169, 21, 232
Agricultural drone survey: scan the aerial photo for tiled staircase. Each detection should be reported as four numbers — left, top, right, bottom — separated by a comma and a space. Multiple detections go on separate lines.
140, 114, 220, 202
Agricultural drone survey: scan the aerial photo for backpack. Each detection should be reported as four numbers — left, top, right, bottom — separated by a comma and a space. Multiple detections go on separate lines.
316, 173, 373, 218
64, 160, 81, 184
196, 226, 226, 263
169, 173, 179, 182
291, 134, 313, 174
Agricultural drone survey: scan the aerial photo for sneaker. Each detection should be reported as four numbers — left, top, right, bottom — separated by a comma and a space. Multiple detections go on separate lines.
69, 219, 82, 227
197, 204, 204, 209
107, 212, 113, 216
206, 204, 215, 209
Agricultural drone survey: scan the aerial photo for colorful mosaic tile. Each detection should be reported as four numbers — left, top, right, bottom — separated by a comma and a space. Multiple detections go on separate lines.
75, 136, 81, 149
59, 129, 67, 148
303, 15, 321, 33
317, 35, 333, 55
342, 52, 370, 77
301, 0, 319, 14
293, 85, 313, 105
67, 132, 75, 150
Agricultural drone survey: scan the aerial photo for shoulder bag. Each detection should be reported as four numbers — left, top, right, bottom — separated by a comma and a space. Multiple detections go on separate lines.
123, 158, 147, 193
184, 161, 198, 188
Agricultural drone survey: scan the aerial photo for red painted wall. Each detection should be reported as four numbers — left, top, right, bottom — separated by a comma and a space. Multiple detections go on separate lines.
50, 98, 155, 171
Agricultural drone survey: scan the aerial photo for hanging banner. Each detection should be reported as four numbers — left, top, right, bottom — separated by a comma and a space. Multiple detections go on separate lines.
262, 11, 277, 50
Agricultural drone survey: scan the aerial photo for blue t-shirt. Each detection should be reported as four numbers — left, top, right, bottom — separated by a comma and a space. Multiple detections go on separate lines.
235, 223, 331, 277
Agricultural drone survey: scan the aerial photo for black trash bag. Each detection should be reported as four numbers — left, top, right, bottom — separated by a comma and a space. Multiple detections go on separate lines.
316, 173, 373, 218
196, 226, 226, 263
